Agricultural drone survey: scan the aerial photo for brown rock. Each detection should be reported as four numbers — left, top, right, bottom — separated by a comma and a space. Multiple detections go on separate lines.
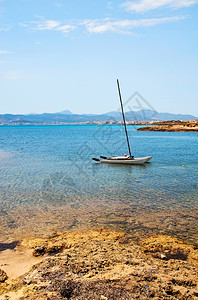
1, 229, 198, 299
137, 120, 198, 132
0, 269, 8, 282
141, 235, 198, 261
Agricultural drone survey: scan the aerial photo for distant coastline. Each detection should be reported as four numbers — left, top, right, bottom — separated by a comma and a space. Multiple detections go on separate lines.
1, 120, 198, 131
0, 120, 155, 126
0, 110, 197, 126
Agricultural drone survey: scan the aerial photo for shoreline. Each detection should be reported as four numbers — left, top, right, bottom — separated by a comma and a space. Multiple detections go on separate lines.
0, 228, 198, 299
1, 120, 198, 127
1, 204, 198, 246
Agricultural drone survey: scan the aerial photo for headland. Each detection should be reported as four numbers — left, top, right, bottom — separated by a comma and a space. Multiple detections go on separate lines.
137, 120, 198, 132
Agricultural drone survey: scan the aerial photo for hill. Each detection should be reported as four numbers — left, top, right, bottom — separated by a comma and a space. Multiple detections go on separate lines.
0, 110, 197, 125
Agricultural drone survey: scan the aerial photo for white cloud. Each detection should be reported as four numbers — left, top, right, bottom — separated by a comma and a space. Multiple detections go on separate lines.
55, 24, 76, 33
123, 0, 198, 13
82, 16, 184, 34
107, 1, 114, 10
0, 50, 12, 55
24, 14, 185, 36
3, 71, 22, 80
31, 19, 76, 34
0, 26, 11, 32
54, 2, 63, 8
33, 20, 61, 30
3, 71, 36, 80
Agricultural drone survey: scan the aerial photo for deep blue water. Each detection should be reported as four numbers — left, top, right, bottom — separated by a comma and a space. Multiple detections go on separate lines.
0, 125, 197, 243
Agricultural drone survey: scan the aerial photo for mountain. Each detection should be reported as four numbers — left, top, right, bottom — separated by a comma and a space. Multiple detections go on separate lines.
104, 110, 197, 121
0, 110, 197, 125
105, 111, 122, 118
58, 110, 73, 115
149, 112, 197, 121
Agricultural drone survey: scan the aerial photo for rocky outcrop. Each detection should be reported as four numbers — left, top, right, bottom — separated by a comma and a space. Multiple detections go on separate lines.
138, 120, 198, 132
0, 269, 7, 283
0, 229, 198, 299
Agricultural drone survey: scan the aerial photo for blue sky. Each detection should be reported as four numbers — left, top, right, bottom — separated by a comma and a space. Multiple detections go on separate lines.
0, 0, 198, 115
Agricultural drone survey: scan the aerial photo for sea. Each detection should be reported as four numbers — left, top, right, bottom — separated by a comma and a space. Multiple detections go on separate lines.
0, 125, 197, 245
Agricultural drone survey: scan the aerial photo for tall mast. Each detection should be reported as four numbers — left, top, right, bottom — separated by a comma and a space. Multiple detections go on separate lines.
117, 79, 132, 157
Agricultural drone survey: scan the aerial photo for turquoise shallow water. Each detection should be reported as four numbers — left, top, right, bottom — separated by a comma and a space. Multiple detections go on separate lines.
0, 125, 197, 243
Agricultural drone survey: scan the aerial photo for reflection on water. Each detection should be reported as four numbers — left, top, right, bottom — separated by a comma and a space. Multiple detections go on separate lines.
0, 125, 197, 245
0, 150, 14, 160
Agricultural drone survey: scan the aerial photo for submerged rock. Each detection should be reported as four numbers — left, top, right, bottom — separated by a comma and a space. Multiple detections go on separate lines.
141, 234, 198, 262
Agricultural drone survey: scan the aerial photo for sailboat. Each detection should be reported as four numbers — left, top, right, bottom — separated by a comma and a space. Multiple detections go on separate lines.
92, 80, 152, 165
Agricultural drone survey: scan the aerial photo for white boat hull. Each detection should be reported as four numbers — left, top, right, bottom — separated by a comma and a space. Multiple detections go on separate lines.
99, 156, 152, 165
145, 156, 152, 162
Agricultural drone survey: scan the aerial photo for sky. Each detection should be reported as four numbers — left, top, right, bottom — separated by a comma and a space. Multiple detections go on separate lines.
0, 0, 198, 116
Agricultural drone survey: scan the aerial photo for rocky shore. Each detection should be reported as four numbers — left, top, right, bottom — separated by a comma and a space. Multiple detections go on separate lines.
137, 120, 198, 132
0, 228, 198, 299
